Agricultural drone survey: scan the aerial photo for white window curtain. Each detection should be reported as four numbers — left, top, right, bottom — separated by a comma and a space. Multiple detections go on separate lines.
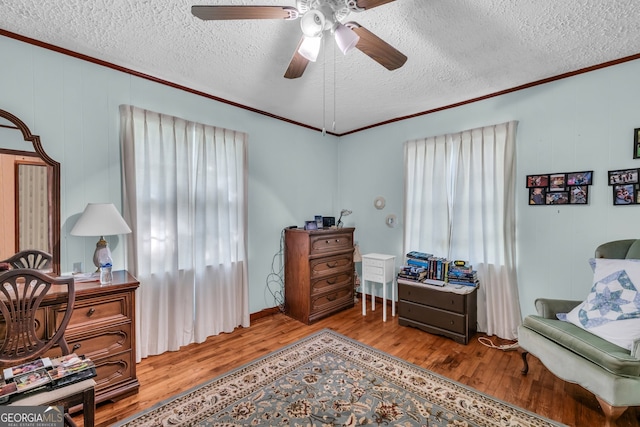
120, 105, 249, 360
403, 121, 521, 339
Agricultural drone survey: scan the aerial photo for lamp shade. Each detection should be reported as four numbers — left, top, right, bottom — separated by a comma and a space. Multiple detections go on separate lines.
298, 36, 322, 62
334, 23, 360, 54
70, 203, 132, 237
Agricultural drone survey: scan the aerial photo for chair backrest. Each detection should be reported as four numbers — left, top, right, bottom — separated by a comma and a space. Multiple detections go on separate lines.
0, 269, 75, 367
595, 239, 640, 259
2, 250, 53, 271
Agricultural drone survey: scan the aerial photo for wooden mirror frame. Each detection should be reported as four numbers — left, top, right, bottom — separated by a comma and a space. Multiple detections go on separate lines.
0, 109, 60, 275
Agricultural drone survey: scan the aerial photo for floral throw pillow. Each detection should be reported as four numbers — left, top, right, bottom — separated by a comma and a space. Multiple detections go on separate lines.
579, 258, 640, 327
559, 258, 640, 350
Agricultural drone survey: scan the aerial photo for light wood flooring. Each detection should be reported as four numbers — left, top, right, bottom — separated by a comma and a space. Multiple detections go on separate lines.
75, 304, 640, 427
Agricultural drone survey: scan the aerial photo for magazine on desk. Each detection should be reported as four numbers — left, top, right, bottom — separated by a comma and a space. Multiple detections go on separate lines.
0, 354, 96, 403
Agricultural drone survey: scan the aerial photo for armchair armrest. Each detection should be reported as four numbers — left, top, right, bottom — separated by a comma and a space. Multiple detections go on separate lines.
534, 298, 581, 319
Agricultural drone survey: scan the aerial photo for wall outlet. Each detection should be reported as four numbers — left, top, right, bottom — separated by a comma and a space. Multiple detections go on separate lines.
73, 262, 84, 274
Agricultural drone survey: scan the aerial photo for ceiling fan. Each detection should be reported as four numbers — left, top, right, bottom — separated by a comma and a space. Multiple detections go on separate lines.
191, 0, 407, 79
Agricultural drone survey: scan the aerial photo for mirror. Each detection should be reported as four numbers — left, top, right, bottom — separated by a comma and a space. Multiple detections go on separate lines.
0, 109, 60, 275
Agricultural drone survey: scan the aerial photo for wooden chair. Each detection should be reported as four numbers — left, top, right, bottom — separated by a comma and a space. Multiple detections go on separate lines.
1, 250, 53, 271
0, 269, 95, 427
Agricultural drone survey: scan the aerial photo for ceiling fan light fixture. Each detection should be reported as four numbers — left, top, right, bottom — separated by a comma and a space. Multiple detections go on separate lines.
334, 23, 360, 54
300, 9, 326, 37
298, 35, 322, 62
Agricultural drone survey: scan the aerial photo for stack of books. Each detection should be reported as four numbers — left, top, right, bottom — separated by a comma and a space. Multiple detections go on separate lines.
400, 251, 449, 286
447, 261, 479, 287
397, 265, 428, 282
0, 353, 96, 403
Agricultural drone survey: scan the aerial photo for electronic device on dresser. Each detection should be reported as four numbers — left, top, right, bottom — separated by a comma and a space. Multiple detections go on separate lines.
284, 227, 355, 324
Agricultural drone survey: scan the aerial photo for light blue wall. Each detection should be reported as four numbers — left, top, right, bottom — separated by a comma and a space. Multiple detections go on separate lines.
0, 36, 339, 314
3, 34, 640, 320
339, 58, 640, 318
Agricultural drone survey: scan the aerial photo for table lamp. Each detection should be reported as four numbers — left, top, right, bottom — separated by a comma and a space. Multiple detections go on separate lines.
70, 203, 132, 270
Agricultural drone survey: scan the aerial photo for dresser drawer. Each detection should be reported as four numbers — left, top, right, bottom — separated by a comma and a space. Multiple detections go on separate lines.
93, 350, 134, 393
310, 272, 352, 296
310, 254, 353, 277
310, 286, 353, 314
398, 283, 466, 314
398, 301, 466, 334
66, 323, 132, 361
309, 233, 354, 256
56, 294, 131, 331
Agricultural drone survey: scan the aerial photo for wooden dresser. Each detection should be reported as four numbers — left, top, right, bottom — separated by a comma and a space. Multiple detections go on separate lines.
397, 278, 477, 344
284, 227, 355, 324
40, 270, 139, 405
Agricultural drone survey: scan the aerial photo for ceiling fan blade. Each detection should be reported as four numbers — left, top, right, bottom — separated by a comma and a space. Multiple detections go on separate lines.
346, 22, 407, 71
284, 37, 310, 79
355, 0, 396, 10
191, 6, 299, 21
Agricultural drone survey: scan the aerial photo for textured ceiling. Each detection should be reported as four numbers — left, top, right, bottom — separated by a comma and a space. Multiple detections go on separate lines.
1, 0, 640, 134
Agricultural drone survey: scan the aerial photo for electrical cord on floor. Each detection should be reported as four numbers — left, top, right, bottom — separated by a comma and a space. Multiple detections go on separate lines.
478, 336, 520, 351
265, 228, 286, 312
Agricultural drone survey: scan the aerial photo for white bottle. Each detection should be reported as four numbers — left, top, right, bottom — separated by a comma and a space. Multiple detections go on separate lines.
97, 247, 113, 285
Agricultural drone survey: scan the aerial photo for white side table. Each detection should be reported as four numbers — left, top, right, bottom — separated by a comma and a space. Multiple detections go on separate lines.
361, 253, 396, 322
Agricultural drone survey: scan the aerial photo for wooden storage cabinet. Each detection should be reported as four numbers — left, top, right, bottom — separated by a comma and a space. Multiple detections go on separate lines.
40, 270, 140, 404
284, 227, 355, 324
398, 279, 477, 344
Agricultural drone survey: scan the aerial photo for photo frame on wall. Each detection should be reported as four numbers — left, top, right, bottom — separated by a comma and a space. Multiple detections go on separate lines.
549, 174, 566, 192
608, 168, 639, 185
566, 171, 593, 186
546, 191, 569, 205
526, 175, 549, 188
528, 188, 546, 205
569, 186, 588, 204
613, 184, 636, 205
634, 128, 640, 159
526, 170, 593, 205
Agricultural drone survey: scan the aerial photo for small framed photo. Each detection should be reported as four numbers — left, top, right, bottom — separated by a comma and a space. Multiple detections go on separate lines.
608, 169, 639, 185
549, 174, 566, 192
634, 128, 640, 159
304, 220, 318, 230
569, 186, 588, 204
613, 184, 636, 205
526, 175, 549, 188
566, 171, 593, 186
546, 191, 569, 205
529, 188, 546, 205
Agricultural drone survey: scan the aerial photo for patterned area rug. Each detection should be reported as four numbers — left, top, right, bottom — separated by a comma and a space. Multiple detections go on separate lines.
116, 329, 565, 427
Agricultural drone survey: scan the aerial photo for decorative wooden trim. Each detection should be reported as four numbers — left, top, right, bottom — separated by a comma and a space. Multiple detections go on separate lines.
2, 28, 640, 137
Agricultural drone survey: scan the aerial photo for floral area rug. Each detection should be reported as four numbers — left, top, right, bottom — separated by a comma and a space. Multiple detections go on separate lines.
115, 329, 565, 427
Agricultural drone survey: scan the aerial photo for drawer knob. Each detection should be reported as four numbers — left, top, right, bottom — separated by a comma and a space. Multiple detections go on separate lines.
327, 294, 337, 301
72, 343, 82, 351
87, 307, 96, 317
327, 261, 338, 268
327, 278, 337, 284
335, 239, 340, 243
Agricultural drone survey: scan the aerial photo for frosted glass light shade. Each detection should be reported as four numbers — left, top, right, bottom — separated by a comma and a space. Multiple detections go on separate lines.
298, 36, 322, 62
70, 203, 132, 237
334, 23, 360, 54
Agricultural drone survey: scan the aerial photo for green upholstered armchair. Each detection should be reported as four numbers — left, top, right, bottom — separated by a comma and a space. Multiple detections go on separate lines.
518, 239, 640, 427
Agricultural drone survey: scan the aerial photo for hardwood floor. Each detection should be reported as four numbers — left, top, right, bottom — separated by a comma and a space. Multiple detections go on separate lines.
76, 304, 640, 427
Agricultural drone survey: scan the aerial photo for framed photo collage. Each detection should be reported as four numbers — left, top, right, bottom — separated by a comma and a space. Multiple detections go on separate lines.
527, 171, 593, 206
608, 168, 640, 205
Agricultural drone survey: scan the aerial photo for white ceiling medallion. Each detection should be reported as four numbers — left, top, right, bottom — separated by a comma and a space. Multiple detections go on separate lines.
385, 214, 396, 228
373, 196, 386, 210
